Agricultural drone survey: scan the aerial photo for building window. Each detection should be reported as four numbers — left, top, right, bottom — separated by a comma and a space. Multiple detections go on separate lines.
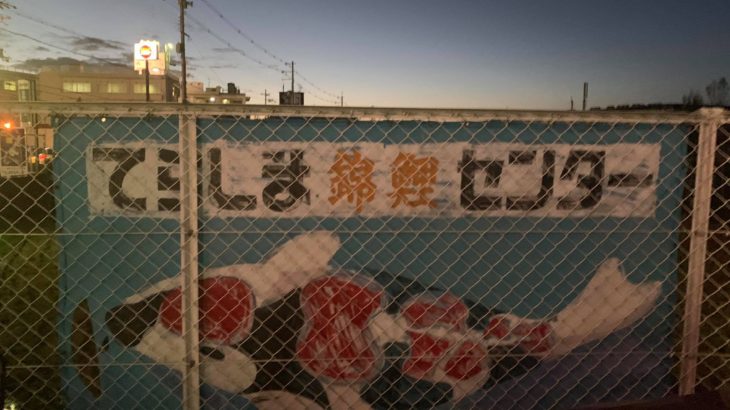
106, 82, 127, 93
17, 80, 32, 102
3, 81, 17, 91
63, 82, 92, 93
133, 83, 159, 94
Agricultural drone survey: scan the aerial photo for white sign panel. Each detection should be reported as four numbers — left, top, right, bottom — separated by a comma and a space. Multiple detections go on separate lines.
134, 40, 159, 60
86, 142, 660, 218
133, 40, 160, 71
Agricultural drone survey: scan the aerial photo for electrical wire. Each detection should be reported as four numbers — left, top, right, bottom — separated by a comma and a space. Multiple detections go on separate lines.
198, 0, 288, 66
0, 27, 129, 69
300, 86, 340, 106
297, 73, 341, 100
192, 0, 341, 105
160, 0, 341, 104
6, 7, 340, 105
8, 8, 227, 93
178, 28, 226, 89
187, 15, 282, 73
159, 0, 281, 74
10, 9, 122, 46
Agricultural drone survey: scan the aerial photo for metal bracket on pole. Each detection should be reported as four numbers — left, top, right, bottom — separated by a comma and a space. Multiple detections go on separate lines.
679, 107, 723, 395
179, 112, 201, 409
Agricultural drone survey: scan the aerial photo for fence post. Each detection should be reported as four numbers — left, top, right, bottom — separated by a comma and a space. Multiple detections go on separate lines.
679, 107, 723, 395
179, 112, 201, 409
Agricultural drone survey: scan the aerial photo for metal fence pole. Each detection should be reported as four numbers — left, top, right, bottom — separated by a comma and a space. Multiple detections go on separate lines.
679, 107, 723, 395
179, 112, 201, 409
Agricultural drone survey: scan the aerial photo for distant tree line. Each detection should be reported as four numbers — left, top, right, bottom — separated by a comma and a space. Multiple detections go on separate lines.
593, 77, 729, 112
682, 77, 729, 107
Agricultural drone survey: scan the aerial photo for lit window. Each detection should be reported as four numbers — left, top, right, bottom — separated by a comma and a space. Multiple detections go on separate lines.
133, 83, 160, 94
106, 82, 127, 93
3, 81, 17, 91
63, 82, 91, 93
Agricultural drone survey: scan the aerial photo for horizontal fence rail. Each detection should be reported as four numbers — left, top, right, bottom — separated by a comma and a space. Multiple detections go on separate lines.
0, 102, 727, 410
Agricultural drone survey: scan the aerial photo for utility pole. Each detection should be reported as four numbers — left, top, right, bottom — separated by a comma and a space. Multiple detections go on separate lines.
145, 59, 150, 102
582, 82, 588, 111
264, 89, 268, 105
178, 0, 191, 103
290, 61, 295, 93
340, 91, 343, 107
570, 96, 574, 111
177, 3, 199, 410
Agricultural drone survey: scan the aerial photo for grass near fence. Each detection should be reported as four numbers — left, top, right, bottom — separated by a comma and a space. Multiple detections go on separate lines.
0, 234, 63, 409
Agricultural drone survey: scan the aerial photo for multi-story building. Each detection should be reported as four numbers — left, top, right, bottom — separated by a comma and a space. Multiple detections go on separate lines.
2, 63, 185, 152
1, 63, 251, 175
1, 68, 37, 104
37, 63, 180, 103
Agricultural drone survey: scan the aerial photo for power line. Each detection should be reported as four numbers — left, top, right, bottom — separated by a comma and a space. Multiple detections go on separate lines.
198, 0, 287, 66
11, 3, 342, 105
0, 28, 170, 102
279, 66, 338, 105
11, 7, 230, 90
193, 0, 341, 104
188, 15, 281, 72
296, 72, 340, 99
185, 35, 224, 87
1, 15, 153, 100
159, 0, 282, 74
7, 9, 253, 104
303, 85, 339, 105
174, 2, 338, 104
11, 9, 102, 40
0, 27, 129, 68
300, 86, 340, 105
166, 0, 339, 105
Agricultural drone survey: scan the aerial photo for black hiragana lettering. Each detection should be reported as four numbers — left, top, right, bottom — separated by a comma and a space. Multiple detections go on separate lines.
262, 150, 310, 212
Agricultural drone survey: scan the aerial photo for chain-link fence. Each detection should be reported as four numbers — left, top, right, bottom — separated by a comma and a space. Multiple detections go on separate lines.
696, 122, 730, 393
0, 102, 727, 410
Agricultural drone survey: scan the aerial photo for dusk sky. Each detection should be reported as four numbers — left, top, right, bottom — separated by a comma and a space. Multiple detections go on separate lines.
1, 0, 729, 108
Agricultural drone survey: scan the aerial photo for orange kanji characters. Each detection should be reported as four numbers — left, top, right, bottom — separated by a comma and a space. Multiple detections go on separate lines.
328, 150, 376, 212
389, 153, 439, 208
